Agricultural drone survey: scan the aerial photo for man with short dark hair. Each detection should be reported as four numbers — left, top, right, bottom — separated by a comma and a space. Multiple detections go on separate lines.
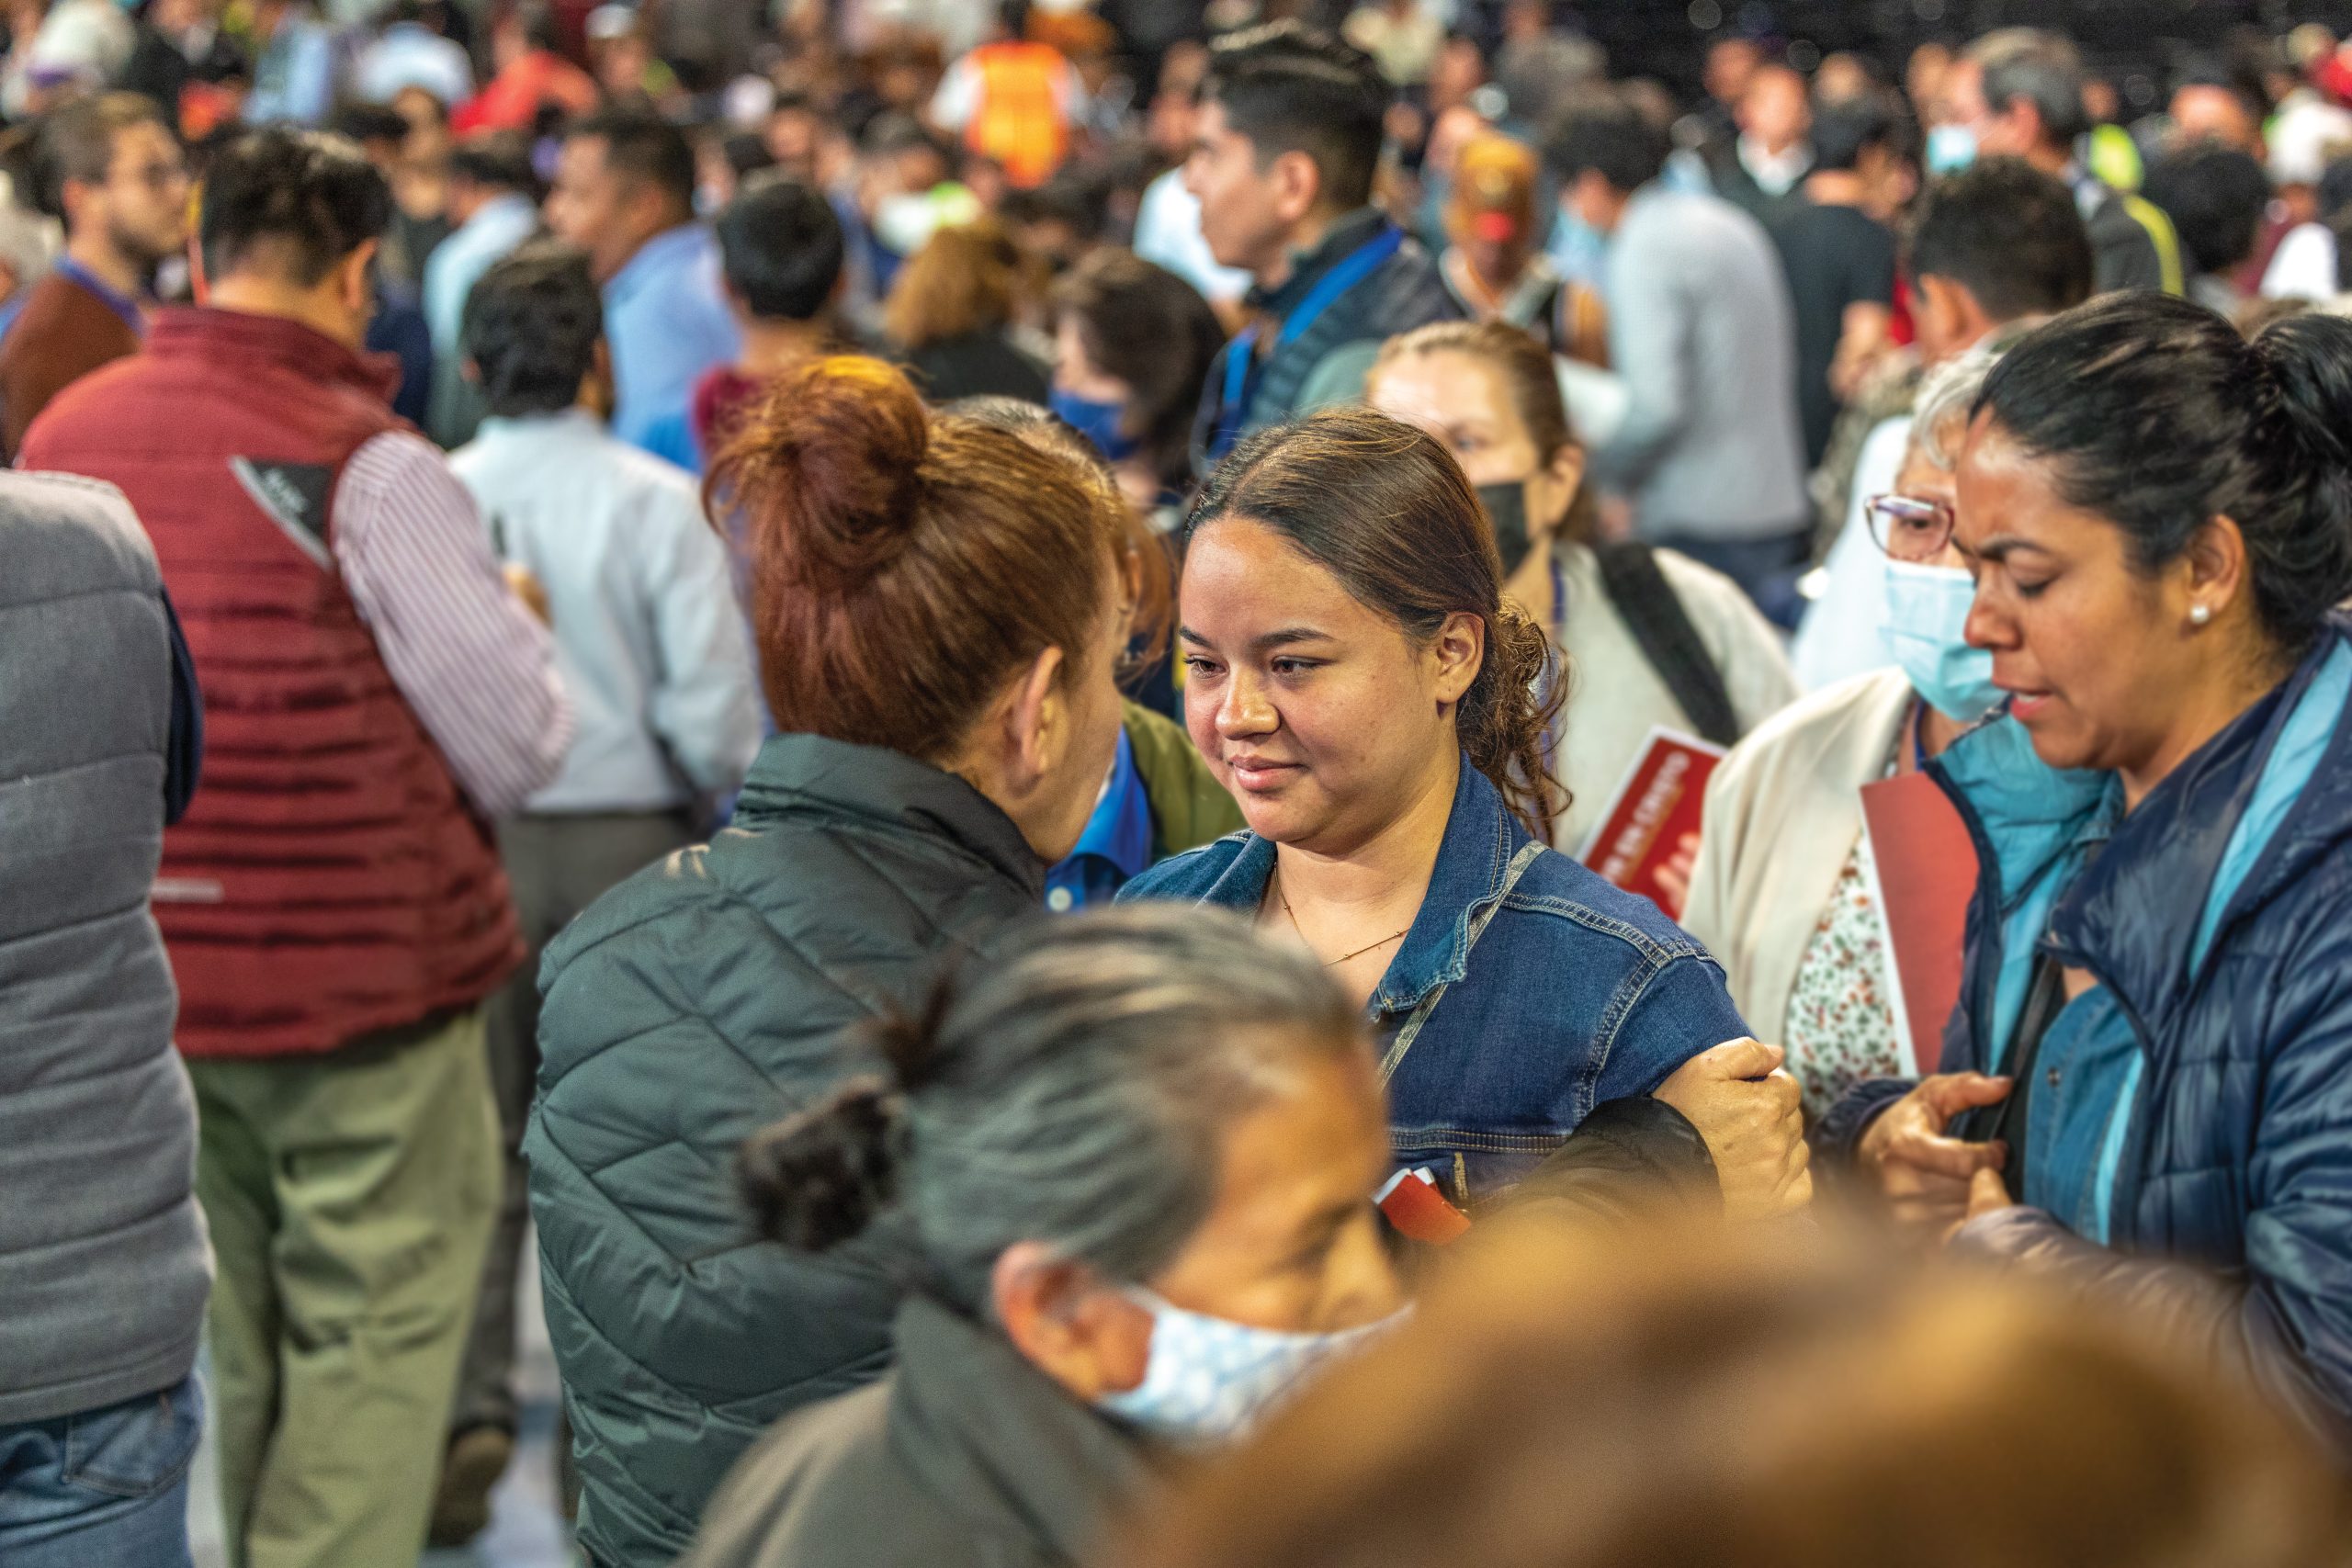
0, 90, 186, 457
651, 169, 846, 468
1944, 28, 2178, 294
1791, 156, 2096, 687
1904, 157, 2098, 357
1551, 94, 1809, 615
2143, 141, 2272, 314
435, 238, 758, 1547
19, 126, 569, 1568
1186, 19, 1458, 461
547, 107, 740, 453
1705, 61, 1814, 221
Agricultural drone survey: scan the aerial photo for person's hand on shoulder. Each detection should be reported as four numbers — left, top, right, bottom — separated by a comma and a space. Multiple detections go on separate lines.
1655, 1038, 1811, 1222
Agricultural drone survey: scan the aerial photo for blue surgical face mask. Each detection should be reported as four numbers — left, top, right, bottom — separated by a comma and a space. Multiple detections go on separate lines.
1882, 558, 2003, 723
1926, 123, 1979, 176
1094, 1289, 1408, 1447
1049, 388, 1139, 465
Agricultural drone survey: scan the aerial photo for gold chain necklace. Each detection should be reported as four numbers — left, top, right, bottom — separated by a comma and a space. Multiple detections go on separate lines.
1277, 876, 1410, 967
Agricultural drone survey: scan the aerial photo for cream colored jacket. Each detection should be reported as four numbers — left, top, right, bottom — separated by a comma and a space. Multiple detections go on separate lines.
1679, 668, 1916, 1048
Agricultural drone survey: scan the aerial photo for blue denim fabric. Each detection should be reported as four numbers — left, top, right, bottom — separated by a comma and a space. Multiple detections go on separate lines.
1122, 758, 1747, 1205
0, 1373, 200, 1568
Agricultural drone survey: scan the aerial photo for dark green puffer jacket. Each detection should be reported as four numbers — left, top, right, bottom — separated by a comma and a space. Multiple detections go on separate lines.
524, 734, 1046, 1568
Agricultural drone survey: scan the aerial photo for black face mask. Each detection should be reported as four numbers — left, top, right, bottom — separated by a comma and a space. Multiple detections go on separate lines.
1475, 479, 1534, 575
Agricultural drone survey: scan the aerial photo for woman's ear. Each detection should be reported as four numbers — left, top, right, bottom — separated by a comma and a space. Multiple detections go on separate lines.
2183, 513, 2252, 626
992, 1242, 1154, 1402
1001, 642, 1069, 795
1430, 610, 1487, 706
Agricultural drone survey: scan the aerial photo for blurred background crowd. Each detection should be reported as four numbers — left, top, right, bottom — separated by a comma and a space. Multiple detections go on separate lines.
13, 1, 2352, 1567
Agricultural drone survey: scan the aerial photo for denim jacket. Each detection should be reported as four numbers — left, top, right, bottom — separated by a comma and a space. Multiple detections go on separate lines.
1120, 759, 1747, 1207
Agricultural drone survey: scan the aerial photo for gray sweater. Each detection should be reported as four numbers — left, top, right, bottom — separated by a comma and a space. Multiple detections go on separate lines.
1591, 185, 1810, 543
0, 470, 211, 1424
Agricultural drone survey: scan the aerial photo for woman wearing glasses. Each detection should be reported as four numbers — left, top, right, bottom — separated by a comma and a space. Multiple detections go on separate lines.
1679, 347, 2001, 1118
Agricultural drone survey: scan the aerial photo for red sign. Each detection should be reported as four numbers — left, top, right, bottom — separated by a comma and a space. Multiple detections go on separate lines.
1858, 771, 1981, 1077
1577, 728, 1726, 912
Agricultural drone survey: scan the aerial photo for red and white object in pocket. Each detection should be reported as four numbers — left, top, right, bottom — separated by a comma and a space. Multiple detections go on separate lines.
1375, 1167, 1471, 1245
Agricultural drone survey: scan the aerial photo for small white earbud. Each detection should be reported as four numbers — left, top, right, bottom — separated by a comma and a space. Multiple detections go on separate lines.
2189, 604, 2212, 626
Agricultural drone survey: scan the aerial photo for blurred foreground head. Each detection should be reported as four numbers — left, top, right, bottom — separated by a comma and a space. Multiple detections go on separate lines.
1108, 1221, 2352, 1568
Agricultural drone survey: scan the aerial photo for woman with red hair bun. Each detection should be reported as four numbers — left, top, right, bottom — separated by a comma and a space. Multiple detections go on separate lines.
524, 355, 1135, 1568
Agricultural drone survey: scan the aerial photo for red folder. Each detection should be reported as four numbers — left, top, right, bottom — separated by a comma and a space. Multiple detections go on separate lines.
1857, 771, 1981, 1077
1577, 728, 1726, 912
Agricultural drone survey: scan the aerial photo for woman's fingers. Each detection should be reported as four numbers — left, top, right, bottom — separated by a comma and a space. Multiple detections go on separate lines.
1917, 1072, 2014, 1128
1892, 1130, 2007, 1183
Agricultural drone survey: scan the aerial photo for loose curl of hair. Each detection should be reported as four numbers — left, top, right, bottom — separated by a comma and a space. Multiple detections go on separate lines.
1188, 409, 1565, 836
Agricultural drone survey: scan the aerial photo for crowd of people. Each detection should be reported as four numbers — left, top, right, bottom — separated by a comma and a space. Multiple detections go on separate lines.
8, 1, 2352, 1566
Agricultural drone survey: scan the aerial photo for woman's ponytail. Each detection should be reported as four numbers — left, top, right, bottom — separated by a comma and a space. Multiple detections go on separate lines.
1456, 598, 1566, 840
737, 1077, 906, 1252
2250, 313, 2352, 643
737, 986, 956, 1252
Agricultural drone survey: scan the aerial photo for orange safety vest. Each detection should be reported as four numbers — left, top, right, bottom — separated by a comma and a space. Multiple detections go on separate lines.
967, 40, 1070, 189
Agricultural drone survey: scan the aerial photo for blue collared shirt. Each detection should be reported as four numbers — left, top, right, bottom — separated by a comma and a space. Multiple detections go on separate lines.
244, 16, 335, 126
1045, 727, 1153, 912
424, 192, 540, 362
604, 224, 742, 456
1121, 757, 1747, 1206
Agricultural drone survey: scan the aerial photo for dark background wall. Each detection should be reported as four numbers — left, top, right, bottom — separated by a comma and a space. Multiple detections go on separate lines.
1542, 0, 2352, 104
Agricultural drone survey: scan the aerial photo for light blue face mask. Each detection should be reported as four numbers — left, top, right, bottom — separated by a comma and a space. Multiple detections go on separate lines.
1883, 558, 2004, 723
1094, 1290, 1408, 1447
1925, 123, 1980, 176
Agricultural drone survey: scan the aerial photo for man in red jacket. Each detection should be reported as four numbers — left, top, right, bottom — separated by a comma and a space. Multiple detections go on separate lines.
19, 126, 571, 1568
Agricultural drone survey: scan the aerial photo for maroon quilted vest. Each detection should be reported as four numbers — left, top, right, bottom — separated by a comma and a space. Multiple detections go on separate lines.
20, 307, 523, 1056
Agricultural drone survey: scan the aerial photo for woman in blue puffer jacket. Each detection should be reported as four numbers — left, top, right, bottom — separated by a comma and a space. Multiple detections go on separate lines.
1818, 292, 2352, 1450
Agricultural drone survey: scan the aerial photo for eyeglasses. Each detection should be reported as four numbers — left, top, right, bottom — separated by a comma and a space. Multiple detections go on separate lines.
1866, 492, 1956, 564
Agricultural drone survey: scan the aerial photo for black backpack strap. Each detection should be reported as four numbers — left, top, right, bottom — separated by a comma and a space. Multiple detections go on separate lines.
1590, 541, 1742, 748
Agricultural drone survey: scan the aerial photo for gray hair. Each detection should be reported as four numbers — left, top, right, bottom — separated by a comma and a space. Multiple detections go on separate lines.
1968, 28, 2090, 148
1911, 344, 2006, 472
738, 905, 1367, 1314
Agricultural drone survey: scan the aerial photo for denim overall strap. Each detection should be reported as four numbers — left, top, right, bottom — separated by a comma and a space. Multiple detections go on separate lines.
1376, 840, 1546, 1087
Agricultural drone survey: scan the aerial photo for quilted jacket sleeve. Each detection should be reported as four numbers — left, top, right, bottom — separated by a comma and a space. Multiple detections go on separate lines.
1951, 918, 2352, 1456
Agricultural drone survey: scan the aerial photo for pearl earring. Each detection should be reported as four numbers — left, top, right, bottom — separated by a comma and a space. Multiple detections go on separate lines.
2190, 604, 2212, 626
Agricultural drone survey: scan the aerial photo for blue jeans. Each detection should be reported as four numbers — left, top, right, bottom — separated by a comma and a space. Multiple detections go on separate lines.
0, 1373, 200, 1568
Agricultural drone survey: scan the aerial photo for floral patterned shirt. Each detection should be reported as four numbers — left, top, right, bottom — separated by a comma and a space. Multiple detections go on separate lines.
1784, 833, 1903, 1122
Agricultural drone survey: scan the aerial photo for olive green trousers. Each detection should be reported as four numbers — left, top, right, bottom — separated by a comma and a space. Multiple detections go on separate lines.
189, 1009, 499, 1568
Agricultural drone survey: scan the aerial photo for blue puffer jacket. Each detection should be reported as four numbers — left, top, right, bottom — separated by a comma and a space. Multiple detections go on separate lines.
1821, 619, 2352, 1450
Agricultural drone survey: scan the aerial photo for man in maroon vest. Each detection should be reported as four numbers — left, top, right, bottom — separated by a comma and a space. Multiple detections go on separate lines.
20, 126, 571, 1568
